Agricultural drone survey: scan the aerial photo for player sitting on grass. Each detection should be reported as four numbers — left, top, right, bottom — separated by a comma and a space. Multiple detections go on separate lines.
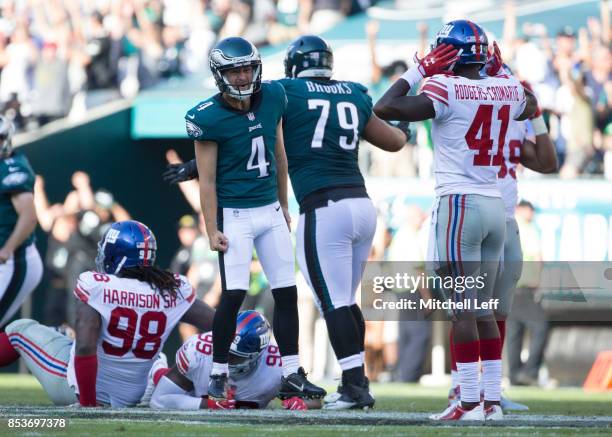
149, 310, 317, 410
0, 220, 215, 407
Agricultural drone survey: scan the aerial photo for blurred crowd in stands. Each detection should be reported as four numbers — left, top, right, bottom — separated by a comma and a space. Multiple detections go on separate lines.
1, 0, 609, 178
0, 0, 371, 131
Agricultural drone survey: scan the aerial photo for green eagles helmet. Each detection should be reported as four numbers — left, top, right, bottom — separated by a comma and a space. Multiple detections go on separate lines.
209, 37, 262, 101
284, 35, 333, 79
0, 115, 15, 159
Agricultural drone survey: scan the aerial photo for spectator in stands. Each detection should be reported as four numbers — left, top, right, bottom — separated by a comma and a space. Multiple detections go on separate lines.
298, 0, 350, 34
31, 42, 71, 126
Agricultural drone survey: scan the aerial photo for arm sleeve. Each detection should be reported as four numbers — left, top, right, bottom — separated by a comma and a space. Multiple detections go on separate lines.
150, 376, 201, 410
74, 354, 98, 406
421, 76, 450, 120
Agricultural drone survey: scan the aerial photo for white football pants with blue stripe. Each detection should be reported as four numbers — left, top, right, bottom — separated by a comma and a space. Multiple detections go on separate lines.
296, 198, 377, 314
435, 194, 505, 316
5, 319, 77, 405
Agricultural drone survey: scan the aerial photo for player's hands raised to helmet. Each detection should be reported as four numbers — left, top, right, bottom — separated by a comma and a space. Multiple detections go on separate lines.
484, 41, 504, 77
414, 43, 459, 78
209, 230, 229, 252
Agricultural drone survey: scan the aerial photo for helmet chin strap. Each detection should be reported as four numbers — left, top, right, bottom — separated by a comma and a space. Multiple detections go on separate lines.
114, 256, 127, 275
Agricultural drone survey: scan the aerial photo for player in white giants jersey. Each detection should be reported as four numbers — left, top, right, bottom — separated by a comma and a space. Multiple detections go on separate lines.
0, 220, 215, 407
375, 20, 537, 421
151, 311, 313, 410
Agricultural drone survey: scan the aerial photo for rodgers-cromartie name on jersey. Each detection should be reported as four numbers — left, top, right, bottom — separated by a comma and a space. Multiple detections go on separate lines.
454, 84, 521, 102
305, 81, 353, 95
102, 288, 178, 309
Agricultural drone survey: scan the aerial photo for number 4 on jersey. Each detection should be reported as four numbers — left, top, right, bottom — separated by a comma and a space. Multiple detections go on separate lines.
247, 136, 270, 178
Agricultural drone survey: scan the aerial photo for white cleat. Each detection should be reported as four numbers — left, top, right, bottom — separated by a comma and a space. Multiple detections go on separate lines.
139, 352, 168, 406
484, 404, 504, 420
430, 403, 485, 421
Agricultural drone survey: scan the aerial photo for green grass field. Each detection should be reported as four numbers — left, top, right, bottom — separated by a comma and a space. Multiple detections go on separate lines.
0, 374, 610, 436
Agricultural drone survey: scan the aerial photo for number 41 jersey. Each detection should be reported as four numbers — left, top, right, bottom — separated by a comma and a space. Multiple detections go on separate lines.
67, 271, 196, 407
422, 73, 527, 197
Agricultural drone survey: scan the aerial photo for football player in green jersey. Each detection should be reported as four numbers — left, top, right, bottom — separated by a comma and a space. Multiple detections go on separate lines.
0, 116, 43, 328
183, 37, 325, 403
280, 35, 408, 410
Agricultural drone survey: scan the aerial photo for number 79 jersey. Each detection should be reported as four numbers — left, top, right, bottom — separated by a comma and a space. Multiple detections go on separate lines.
278, 78, 372, 205
185, 81, 287, 209
422, 73, 527, 197
177, 332, 282, 408
67, 271, 196, 407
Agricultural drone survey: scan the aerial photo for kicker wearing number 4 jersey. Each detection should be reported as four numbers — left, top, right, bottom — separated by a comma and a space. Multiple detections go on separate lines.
374, 19, 537, 421
0, 220, 216, 407
186, 36, 325, 403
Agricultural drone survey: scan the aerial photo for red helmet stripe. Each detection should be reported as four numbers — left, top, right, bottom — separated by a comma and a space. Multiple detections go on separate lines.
135, 221, 150, 266
235, 311, 259, 334
466, 21, 481, 61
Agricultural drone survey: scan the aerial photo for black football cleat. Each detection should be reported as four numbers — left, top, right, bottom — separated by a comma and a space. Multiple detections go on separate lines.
278, 367, 326, 400
208, 373, 228, 399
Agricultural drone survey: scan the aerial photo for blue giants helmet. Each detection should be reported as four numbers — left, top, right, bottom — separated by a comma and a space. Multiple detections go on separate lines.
229, 310, 271, 379
433, 20, 488, 66
95, 220, 157, 275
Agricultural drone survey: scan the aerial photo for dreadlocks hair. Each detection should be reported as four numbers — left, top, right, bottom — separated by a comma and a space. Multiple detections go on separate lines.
118, 265, 180, 297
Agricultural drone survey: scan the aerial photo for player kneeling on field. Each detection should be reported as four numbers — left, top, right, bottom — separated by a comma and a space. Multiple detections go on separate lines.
150, 310, 317, 410
0, 220, 215, 407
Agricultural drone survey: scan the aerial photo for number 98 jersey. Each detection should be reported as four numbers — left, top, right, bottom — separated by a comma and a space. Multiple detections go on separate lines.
177, 332, 282, 408
422, 73, 527, 197
67, 271, 196, 407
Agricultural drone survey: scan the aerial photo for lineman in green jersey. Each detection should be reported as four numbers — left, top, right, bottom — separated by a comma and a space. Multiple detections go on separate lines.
184, 37, 325, 403
0, 116, 43, 328
280, 35, 409, 410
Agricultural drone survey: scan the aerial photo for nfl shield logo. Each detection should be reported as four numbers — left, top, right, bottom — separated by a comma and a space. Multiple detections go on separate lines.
247, 112, 255, 121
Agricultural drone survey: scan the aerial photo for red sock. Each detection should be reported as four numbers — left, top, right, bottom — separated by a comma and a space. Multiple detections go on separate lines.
454, 340, 480, 363
449, 327, 457, 372
153, 367, 171, 385
496, 320, 506, 349
0, 332, 19, 366
480, 337, 502, 361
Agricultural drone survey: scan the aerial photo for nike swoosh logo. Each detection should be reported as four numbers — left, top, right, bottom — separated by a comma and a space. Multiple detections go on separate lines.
187, 114, 195, 119
275, 206, 281, 211
288, 380, 304, 391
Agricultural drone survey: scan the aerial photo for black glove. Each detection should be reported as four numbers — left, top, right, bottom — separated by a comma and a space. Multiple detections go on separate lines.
162, 159, 198, 185
387, 120, 412, 142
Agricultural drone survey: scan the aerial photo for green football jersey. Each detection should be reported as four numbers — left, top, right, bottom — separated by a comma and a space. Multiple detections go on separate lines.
0, 151, 36, 249
278, 78, 373, 205
185, 81, 287, 208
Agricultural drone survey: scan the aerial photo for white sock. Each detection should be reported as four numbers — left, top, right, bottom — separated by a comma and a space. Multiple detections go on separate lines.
450, 370, 459, 389
457, 361, 480, 403
338, 354, 363, 371
282, 354, 300, 378
211, 362, 228, 376
482, 359, 502, 402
